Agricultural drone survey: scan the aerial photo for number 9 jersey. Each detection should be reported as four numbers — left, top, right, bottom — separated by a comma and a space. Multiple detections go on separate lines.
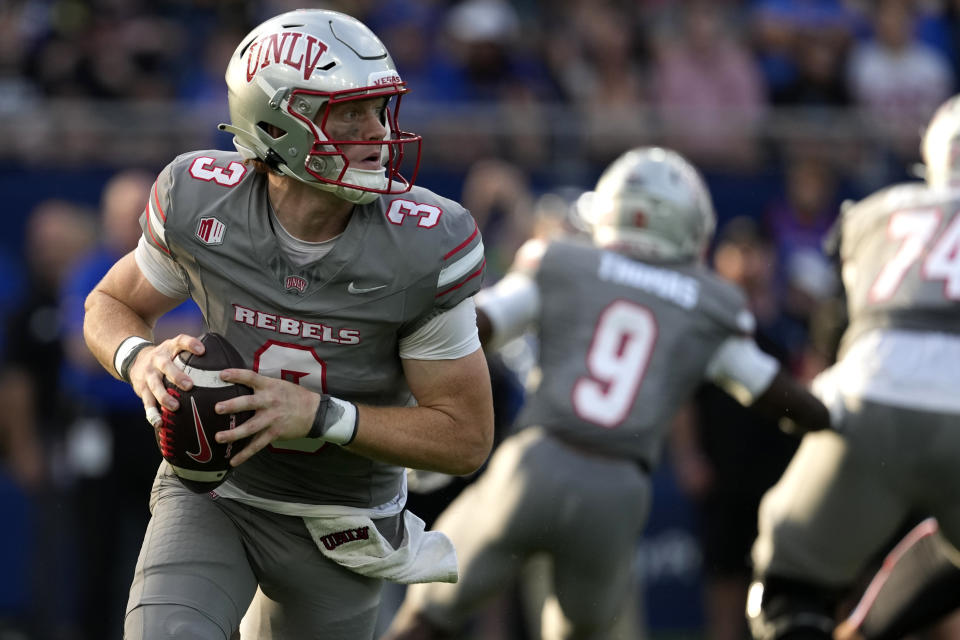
137, 149, 486, 511
486, 236, 759, 472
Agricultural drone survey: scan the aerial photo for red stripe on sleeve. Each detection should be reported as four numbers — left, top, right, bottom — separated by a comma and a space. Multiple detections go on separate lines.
146, 214, 171, 255
153, 182, 167, 222
436, 259, 485, 298
443, 220, 479, 260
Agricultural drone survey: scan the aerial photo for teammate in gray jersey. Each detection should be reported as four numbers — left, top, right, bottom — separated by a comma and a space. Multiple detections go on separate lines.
747, 94, 960, 640
383, 146, 833, 640
81, 9, 494, 640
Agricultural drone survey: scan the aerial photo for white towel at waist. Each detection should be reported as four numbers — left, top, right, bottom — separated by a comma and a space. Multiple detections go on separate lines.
303, 510, 458, 584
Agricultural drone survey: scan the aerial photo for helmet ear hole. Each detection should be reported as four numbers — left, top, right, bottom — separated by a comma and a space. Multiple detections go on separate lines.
257, 122, 287, 139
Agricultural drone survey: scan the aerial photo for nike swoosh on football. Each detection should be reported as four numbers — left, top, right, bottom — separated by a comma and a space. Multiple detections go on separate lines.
347, 282, 388, 294
187, 397, 213, 463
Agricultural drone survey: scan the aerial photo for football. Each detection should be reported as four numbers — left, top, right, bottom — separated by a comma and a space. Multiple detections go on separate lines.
157, 332, 253, 493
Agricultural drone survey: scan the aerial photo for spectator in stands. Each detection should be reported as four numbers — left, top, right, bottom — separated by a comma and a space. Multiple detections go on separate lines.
459, 157, 536, 282
847, 0, 954, 158
0, 2, 39, 111
748, 0, 856, 105
775, 29, 852, 107
0, 198, 97, 640
649, 0, 767, 168
543, 2, 648, 164
58, 170, 203, 640
763, 155, 840, 293
2, 200, 97, 490
422, 0, 558, 166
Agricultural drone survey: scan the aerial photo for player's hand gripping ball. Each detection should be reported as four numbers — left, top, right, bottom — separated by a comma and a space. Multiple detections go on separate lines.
156, 332, 253, 493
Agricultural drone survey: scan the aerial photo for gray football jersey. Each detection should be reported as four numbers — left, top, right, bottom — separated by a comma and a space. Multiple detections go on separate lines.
514, 238, 751, 469
837, 182, 960, 355
141, 149, 485, 508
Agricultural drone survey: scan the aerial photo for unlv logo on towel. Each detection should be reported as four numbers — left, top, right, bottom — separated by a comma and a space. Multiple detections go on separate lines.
319, 527, 370, 550
196, 217, 226, 245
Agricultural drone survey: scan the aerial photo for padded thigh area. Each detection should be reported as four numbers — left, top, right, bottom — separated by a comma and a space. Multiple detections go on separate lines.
125, 603, 229, 640
125, 468, 258, 639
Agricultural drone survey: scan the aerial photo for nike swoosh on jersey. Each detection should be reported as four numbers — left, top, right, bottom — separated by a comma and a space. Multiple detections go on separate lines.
187, 397, 213, 463
347, 282, 388, 294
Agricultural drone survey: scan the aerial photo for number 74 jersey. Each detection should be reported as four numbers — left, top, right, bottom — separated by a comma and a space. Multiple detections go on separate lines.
511, 238, 754, 470
835, 181, 960, 356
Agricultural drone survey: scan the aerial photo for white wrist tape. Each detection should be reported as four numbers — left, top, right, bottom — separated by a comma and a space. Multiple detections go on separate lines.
324, 396, 358, 445
114, 336, 153, 382
308, 395, 358, 445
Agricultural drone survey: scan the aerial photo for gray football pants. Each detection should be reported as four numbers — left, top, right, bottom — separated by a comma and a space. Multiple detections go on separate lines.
752, 398, 960, 587
124, 463, 394, 640
399, 426, 652, 640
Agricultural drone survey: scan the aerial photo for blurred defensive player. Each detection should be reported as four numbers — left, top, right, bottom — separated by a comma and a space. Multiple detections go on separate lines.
748, 94, 960, 640
384, 146, 833, 640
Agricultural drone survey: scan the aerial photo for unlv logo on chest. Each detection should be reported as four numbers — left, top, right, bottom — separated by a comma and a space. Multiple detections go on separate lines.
245, 31, 329, 82
285, 275, 308, 293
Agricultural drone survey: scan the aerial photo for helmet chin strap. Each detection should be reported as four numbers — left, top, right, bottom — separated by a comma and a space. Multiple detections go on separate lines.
278, 164, 385, 205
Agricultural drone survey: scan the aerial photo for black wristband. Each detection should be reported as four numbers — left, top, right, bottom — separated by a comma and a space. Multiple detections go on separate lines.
308, 394, 331, 439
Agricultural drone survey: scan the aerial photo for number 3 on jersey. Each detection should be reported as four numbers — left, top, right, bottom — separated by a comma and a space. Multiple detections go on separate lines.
254, 341, 328, 454
572, 301, 656, 428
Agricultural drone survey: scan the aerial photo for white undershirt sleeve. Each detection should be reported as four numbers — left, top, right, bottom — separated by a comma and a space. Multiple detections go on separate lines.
399, 298, 481, 360
134, 235, 191, 299
704, 336, 780, 405
473, 273, 540, 350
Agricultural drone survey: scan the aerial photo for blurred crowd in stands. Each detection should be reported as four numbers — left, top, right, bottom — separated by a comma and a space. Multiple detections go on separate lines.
0, 0, 956, 639
2, 0, 960, 175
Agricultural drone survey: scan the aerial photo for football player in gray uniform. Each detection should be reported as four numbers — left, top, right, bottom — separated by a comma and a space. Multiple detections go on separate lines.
747, 94, 960, 640
81, 9, 494, 640
383, 146, 833, 640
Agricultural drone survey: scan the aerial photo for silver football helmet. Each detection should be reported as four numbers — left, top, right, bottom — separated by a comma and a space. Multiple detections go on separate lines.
219, 9, 421, 204
921, 94, 960, 189
587, 147, 716, 261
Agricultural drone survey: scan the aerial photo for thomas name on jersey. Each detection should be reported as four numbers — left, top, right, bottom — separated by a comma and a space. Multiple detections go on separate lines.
598, 251, 700, 309
233, 304, 361, 345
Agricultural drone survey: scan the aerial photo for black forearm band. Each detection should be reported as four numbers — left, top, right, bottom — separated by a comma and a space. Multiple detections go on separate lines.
308, 394, 331, 439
